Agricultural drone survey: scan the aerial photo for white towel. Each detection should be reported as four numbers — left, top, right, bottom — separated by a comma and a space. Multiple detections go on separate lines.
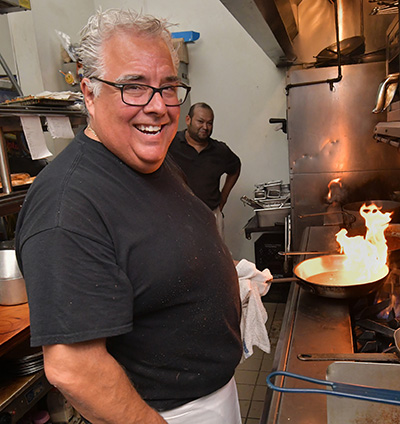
236, 259, 273, 361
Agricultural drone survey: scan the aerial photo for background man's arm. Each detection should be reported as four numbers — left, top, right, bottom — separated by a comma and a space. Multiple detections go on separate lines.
220, 166, 241, 211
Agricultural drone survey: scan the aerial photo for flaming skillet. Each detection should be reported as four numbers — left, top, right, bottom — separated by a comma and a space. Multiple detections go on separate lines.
275, 254, 389, 299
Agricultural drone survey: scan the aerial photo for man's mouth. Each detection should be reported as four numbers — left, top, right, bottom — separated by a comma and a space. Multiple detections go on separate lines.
136, 124, 162, 135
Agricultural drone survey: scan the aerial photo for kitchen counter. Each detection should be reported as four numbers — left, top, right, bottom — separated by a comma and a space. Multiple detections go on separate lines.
0, 302, 29, 356
262, 226, 354, 423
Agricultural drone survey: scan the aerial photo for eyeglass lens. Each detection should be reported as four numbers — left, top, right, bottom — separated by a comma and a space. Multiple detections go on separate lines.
122, 85, 188, 106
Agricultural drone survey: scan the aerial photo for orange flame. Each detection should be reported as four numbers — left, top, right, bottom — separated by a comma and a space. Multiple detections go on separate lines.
335, 204, 391, 282
327, 178, 342, 202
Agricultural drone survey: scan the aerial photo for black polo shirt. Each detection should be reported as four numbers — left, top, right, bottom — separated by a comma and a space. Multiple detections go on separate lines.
168, 130, 241, 210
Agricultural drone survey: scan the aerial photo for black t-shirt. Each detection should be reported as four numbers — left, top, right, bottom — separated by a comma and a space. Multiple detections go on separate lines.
15, 131, 242, 411
168, 131, 241, 210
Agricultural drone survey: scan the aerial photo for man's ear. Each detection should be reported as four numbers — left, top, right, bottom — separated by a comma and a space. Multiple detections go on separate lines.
185, 115, 191, 127
81, 78, 95, 117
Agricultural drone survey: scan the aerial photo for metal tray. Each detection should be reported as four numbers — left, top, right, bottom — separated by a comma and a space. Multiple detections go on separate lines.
326, 362, 400, 423
255, 205, 291, 227
1, 98, 75, 107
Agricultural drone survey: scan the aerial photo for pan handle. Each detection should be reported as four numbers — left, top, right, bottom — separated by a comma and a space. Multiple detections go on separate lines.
297, 352, 400, 363
270, 278, 318, 295
266, 371, 400, 405
270, 277, 299, 283
298, 210, 356, 225
278, 251, 336, 256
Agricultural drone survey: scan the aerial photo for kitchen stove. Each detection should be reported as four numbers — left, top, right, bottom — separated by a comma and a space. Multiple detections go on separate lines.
262, 224, 400, 424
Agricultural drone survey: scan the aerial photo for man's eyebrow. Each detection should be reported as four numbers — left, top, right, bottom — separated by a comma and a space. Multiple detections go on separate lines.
116, 75, 144, 83
115, 75, 181, 84
165, 75, 180, 83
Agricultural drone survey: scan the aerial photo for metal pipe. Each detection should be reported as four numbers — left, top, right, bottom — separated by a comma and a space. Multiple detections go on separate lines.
0, 52, 23, 97
285, 0, 342, 94
0, 128, 12, 195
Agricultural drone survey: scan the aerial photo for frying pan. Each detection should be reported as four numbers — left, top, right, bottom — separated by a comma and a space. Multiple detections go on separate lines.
273, 254, 389, 299
315, 36, 365, 67
266, 370, 400, 406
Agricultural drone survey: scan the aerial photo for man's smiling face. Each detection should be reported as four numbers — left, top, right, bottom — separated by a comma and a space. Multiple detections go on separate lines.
82, 31, 180, 174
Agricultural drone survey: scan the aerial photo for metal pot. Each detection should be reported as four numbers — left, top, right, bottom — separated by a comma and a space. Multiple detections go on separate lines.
0, 249, 27, 306
315, 36, 366, 67
273, 254, 389, 299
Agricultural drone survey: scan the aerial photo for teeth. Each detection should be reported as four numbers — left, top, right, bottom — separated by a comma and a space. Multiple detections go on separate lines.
136, 124, 162, 134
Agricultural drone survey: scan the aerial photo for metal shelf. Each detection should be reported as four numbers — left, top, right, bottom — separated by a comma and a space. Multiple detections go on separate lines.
0, 0, 30, 14
0, 105, 85, 212
0, 189, 28, 215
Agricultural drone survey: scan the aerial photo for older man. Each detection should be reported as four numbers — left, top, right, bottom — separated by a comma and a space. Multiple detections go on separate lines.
15, 9, 242, 424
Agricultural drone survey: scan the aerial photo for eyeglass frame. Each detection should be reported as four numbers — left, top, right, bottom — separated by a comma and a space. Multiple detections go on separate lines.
90, 76, 191, 107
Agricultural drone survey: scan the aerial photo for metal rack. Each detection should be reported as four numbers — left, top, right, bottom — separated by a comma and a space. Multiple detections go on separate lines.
0, 106, 85, 201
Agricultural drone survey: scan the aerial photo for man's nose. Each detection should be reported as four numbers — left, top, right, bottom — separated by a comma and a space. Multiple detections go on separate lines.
144, 91, 168, 113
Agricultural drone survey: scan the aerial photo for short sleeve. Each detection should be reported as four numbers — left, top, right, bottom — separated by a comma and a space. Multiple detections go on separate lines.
20, 227, 133, 346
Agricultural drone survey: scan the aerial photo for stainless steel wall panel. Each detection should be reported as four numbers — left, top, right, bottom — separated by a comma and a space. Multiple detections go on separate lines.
287, 62, 400, 249
287, 62, 394, 173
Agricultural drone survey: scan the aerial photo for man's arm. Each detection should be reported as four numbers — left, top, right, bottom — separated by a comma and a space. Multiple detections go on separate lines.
220, 166, 241, 211
43, 339, 167, 424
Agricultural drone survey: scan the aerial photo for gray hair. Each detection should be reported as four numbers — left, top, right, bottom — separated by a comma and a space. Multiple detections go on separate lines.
77, 8, 179, 97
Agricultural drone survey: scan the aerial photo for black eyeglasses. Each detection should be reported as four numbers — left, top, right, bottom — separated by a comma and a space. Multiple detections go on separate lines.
90, 77, 191, 107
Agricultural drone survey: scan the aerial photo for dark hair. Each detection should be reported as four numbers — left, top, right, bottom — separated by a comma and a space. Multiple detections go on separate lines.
188, 102, 213, 119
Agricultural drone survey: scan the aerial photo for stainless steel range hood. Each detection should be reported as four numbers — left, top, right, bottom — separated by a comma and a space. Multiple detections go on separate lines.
220, 0, 393, 67
219, 0, 297, 65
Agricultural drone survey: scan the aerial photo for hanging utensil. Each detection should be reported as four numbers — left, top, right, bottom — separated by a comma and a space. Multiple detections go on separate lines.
267, 370, 400, 405
383, 81, 398, 111
373, 73, 399, 113
370, 1, 399, 15
240, 195, 264, 209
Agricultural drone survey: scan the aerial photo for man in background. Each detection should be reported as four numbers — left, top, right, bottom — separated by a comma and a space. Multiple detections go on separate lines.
169, 103, 241, 237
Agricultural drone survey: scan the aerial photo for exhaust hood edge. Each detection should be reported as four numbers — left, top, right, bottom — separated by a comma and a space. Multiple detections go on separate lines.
219, 0, 296, 66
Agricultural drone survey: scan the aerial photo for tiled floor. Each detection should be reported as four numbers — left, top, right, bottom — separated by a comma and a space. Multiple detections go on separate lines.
235, 302, 285, 424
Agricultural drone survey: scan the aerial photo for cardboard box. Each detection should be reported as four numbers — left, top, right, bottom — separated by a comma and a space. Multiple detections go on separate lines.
172, 38, 189, 64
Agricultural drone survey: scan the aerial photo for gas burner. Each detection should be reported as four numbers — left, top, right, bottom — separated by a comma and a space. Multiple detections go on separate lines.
350, 270, 400, 354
